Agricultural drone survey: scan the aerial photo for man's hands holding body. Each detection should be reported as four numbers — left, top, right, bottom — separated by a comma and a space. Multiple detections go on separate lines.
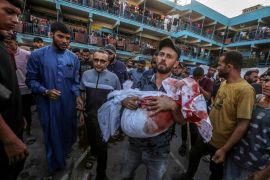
122, 96, 185, 124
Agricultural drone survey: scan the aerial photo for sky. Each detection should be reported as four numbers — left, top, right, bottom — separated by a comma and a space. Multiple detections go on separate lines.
196, 0, 270, 18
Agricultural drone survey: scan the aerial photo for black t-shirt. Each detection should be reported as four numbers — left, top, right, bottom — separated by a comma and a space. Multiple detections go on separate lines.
0, 38, 23, 135
251, 83, 262, 95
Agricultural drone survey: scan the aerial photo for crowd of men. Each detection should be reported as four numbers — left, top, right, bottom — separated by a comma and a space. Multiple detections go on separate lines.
0, 1, 270, 180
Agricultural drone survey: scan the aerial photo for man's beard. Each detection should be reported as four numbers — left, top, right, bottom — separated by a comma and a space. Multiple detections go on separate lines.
247, 79, 256, 84
53, 38, 67, 51
157, 65, 172, 74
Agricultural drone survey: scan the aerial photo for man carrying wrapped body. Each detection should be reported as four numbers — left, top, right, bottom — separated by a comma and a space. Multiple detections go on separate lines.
98, 38, 212, 180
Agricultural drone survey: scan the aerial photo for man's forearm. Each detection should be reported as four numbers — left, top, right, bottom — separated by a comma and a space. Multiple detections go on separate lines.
171, 102, 185, 125
0, 114, 17, 144
200, 87, 211, 100
220, 119, 250, 153
80, 91, 86, 102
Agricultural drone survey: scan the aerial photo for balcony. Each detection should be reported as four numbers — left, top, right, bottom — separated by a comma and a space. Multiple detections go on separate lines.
15, 21, 156, 55
175, 22, 224, 43
28, 0, 224, 47
225, 27, 270, 47
181, 49, 210, 63
61, 0, 170, 32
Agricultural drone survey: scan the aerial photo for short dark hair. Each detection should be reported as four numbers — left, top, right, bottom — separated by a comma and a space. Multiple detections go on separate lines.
193, 67, 204, 77
221, 51, 243, 70
51, 22, 70, 34
138, 60, 146, 65
7, 0, 23, 11
33, 37, 43, 43
72, 48, 80, 53
244, 69, 259, 77
82, 48, 90, 53
267, 71, 270, 76
209, 65, 217, 69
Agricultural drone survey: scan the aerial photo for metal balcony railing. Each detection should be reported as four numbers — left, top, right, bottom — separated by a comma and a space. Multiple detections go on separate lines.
61, 0, 225, 42
15, 21, 158, 55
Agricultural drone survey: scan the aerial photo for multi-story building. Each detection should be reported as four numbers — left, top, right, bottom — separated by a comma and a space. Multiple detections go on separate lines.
15, 0, 270, 66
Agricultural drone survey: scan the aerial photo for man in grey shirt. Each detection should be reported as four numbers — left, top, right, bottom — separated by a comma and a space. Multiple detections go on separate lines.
80, 49, 121, 180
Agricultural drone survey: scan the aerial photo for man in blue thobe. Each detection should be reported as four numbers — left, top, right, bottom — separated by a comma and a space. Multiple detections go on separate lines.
26, 22, 81, 175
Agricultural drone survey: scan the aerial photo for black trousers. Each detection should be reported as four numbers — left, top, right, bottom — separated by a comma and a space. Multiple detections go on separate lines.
181, 123, 198, 146
186, 136, 224, 180
0, 133, 26, 180
21, 94, 33, 133
85, 116, 107, 179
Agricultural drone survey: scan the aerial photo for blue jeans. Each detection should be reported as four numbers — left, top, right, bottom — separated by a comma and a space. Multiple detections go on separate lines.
121, 143, 169, 180
224, 156, 253, 180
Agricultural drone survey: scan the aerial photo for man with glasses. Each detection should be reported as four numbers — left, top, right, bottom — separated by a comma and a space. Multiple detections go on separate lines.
80, 49, 121, 180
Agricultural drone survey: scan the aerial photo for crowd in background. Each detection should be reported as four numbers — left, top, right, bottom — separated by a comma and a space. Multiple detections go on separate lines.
231, 25, 270, 42
1, 1, 270, 180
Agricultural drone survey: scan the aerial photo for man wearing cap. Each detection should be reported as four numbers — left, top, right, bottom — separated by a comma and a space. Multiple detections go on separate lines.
120, 38, 185, 180
244, 69, 259, 84
105, 44, 128, 86
128, 60, 146, 85
32, 37, 44, 50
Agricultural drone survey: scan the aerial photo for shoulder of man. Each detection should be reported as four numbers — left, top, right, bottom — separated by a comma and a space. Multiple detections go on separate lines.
30, 46, 48, 59
239, 80, 256, 94
107, 71, 121, 87
82, 69, 95, 76
66, 49, 79, 60
115, 60, 127, 69
19, 47, 31, 56
106, 70, 119, 79
133, 74, 153, 89
129, 68, 136, 74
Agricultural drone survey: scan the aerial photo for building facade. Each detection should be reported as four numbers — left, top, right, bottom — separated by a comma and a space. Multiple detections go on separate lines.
16, 0, 270, 66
